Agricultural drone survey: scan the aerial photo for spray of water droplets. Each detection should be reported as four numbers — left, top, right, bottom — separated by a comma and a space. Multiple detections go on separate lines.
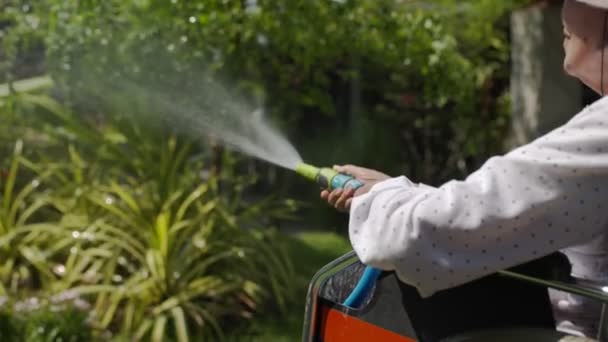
80, 61, 303, 170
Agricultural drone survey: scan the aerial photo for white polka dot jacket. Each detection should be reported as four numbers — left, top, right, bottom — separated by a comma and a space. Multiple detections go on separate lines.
349, 96, 608, 298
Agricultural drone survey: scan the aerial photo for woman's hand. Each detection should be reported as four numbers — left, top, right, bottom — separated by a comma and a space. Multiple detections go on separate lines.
320, 164, 390, 212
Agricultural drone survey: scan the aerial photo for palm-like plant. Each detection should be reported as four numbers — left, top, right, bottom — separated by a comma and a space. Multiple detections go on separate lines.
7, 92, 297, 341
79, 181, 292, 341
0, 139, 66, 294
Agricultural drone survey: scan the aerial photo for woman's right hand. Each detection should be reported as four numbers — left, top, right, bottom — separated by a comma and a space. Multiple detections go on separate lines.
320, 164, 390, 212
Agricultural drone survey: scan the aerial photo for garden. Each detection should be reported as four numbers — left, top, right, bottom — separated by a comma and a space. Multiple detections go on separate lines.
0, 0, 531, 340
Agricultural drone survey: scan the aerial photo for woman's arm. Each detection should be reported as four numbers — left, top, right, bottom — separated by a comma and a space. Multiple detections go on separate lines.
349, 99, 608, 297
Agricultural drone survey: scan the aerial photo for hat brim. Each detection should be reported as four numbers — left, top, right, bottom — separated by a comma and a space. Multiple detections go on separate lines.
577, 0, 608, 9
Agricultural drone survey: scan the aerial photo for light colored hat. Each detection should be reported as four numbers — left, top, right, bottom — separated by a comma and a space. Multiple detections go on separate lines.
577, 0, 608, 9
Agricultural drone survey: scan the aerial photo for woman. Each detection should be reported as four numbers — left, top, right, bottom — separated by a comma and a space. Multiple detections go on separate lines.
322, 0, 608, 337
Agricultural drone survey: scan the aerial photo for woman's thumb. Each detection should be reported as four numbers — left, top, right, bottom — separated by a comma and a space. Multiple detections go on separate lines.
334, 164, 361, 176
333, 164, 350, 173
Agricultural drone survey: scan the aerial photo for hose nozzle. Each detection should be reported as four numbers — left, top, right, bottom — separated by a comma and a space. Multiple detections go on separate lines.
295, 163, 320, 182
295, 162, 363, 190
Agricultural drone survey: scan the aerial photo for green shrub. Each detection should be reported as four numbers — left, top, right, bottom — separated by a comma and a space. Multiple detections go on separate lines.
0, 139, 65, 295
0, 296, 95, 342
0, 0, 538, 230
2, 0, 534, 182
0, 90, 299, 340
0, 0, 539, 232
23, 306, 92, 342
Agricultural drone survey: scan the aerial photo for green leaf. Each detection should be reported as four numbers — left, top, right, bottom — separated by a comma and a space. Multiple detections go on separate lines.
171, 306, 189, 342
134, 318, 154, 341
87, 193, 146, 231
155, 211, 170, 258
151, 315, 168, 342
109, 181, 142, 215
175, 184, 209, 222
2, 140, 23, 227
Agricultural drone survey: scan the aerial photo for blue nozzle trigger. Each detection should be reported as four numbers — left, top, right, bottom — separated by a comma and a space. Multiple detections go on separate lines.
331, 174, 363, 190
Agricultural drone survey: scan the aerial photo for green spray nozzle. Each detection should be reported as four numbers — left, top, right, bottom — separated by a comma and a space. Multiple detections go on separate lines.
295, 163, 320, 182
295, 162, 363, 191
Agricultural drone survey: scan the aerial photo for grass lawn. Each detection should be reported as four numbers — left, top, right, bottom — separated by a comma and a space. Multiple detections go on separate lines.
232, 231, 351, 341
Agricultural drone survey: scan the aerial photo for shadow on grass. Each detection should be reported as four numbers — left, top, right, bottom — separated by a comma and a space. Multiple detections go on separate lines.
230, 231, 351, 341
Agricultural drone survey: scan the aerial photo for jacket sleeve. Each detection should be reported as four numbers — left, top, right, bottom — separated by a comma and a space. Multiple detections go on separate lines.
349, 100, 608, 297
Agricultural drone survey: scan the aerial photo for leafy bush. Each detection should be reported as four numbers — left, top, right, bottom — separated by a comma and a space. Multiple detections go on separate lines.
0, 138, 66, 295
0, 296, 94, 342
22, 305, 92, 342
0, 0, 538, 232
0, 89, 298, 340
2, 0, 535, 179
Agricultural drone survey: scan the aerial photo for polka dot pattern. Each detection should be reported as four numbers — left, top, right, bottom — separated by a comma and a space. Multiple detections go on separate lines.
348, 96, 608, 298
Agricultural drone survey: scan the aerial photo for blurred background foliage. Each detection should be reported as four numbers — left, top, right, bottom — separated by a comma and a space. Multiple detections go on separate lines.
0, 0, 533, 340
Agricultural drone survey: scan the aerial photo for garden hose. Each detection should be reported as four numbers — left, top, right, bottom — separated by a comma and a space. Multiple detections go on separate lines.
295, 163, 382, 309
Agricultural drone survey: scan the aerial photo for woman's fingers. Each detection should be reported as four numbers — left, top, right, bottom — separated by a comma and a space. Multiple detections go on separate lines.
327, 188, 343, 206
320, 188, 356, 212
354, 183, 374, 197
321, 182, 375, 212
334, 187, 355, 211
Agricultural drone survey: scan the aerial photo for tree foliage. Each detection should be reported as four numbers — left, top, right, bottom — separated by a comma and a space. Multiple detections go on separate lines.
2, 0, 534, 182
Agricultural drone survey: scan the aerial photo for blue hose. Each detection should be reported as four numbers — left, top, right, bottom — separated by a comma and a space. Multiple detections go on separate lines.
313, 170, 382, 308
342, 266, 382, 308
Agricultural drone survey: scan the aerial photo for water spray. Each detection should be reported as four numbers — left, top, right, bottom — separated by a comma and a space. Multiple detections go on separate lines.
295, 162, 382, 308
72, 44, 381, 308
